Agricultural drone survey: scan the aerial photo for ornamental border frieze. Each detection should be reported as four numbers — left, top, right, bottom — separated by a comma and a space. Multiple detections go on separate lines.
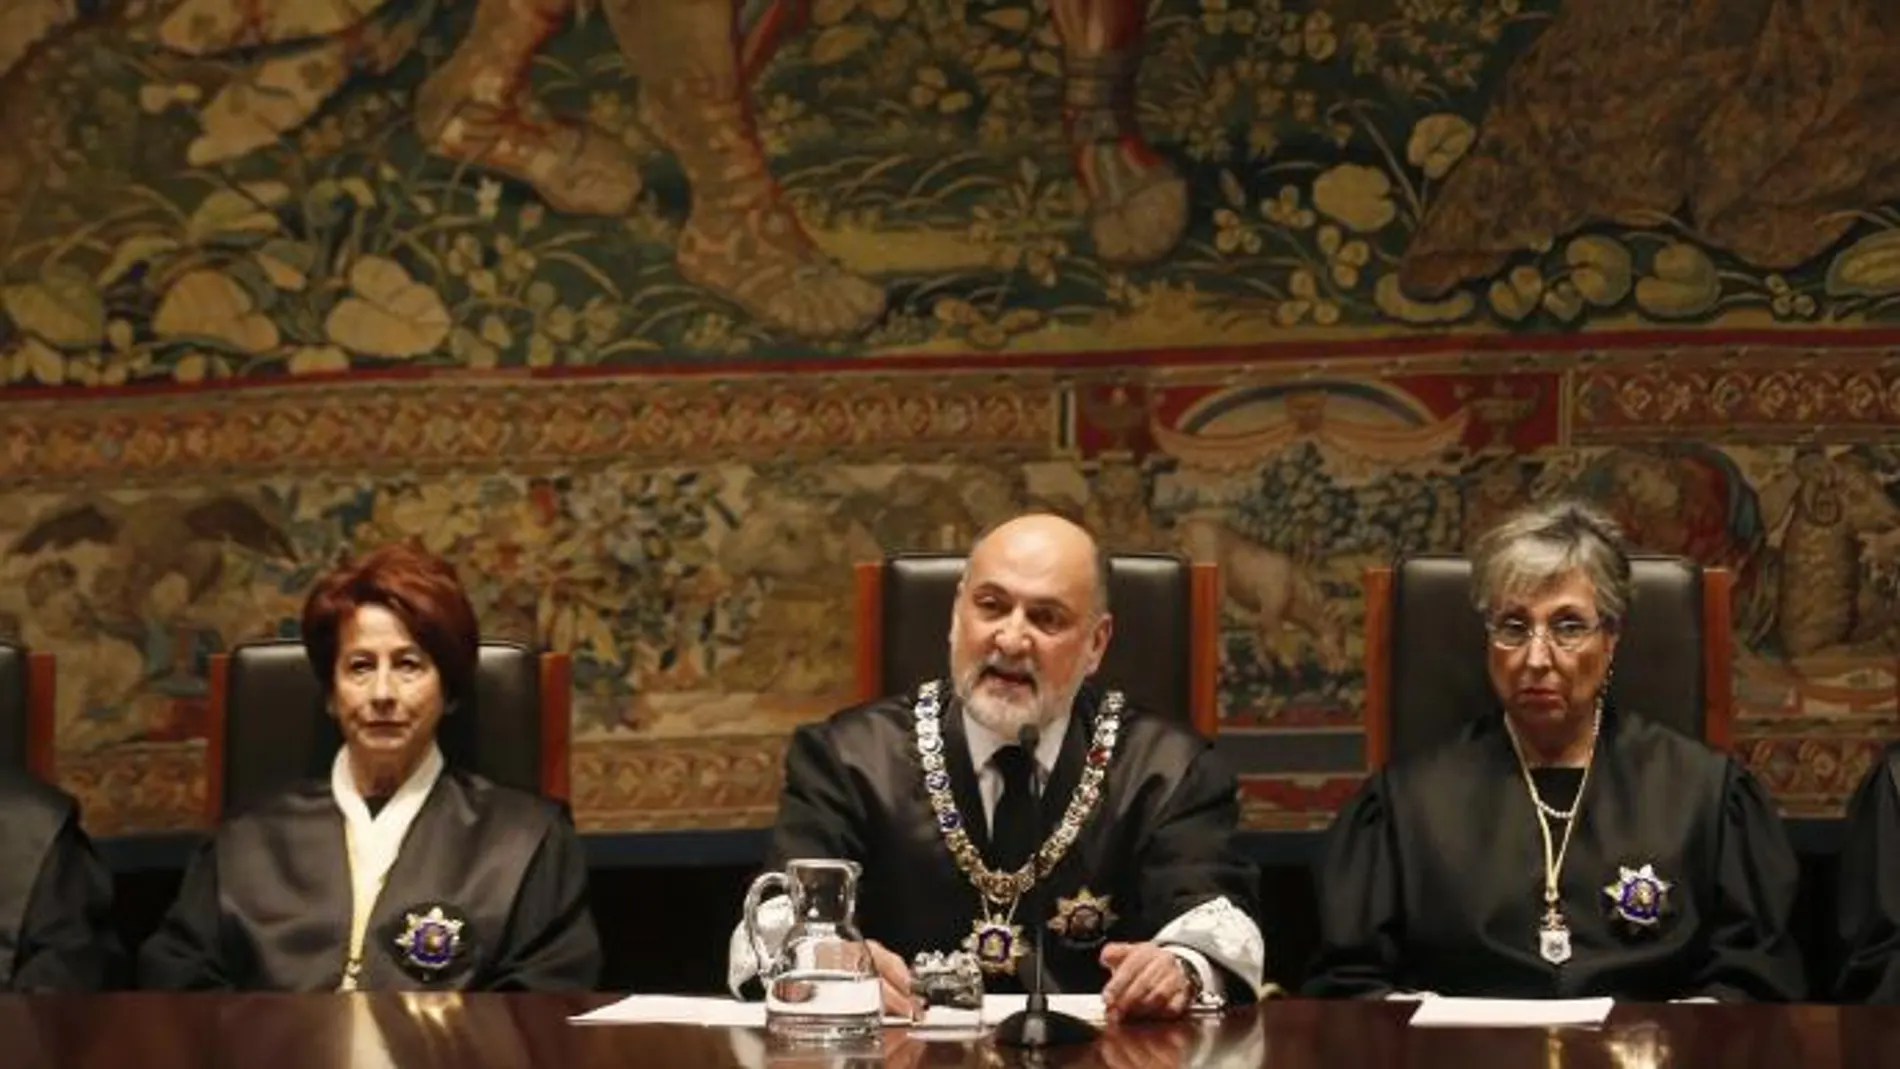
1569, 353, 1900, 440
0, 372, 1064, 485
567, 735, 788, 831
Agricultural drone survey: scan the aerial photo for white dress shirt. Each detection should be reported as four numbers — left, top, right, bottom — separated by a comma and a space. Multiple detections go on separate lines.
960, 709, 1068, 824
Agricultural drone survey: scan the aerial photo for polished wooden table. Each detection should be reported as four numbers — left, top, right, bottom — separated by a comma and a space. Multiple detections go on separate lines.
2, 994, 1894, 1068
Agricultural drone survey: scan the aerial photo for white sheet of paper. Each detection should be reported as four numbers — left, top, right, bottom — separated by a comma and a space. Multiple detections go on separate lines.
569, 995, 768, 1027
569, 993, 1109, 1029
1408, 997, 1613, 1029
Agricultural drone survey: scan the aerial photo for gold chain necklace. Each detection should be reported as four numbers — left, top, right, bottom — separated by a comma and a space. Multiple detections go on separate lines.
912, 679, 1121, 974
1502, 699, 1603, 966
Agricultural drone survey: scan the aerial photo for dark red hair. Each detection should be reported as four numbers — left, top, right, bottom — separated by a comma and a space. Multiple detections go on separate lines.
301, 541, 480, 706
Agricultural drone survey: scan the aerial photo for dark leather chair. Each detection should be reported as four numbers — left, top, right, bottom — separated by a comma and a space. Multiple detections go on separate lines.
204, 639, 571, 821
852, 553, 1222, 736
1362, 554, 1733, 766
0, 641, 56, 780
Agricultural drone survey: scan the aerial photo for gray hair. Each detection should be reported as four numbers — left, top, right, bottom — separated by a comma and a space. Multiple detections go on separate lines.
1469, 500, 1633, 626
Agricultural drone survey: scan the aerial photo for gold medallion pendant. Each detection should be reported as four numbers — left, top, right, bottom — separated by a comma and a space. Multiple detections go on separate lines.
966, 918, 1028, 975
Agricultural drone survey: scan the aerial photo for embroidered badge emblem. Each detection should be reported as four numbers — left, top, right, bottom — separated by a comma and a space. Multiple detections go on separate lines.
1049, 888, 1117, 949
393, 904, 467, 976
966, 919, 1027, 975
1603, 863, 1672, 931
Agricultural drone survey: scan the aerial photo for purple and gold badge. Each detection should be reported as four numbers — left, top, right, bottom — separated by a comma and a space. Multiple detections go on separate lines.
1603, 863, 1672, 931
392, 904, 467, 977
965, 919, 1026, 975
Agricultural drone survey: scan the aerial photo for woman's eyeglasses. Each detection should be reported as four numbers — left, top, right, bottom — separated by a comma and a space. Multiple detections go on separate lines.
1485, 617, 1603, 652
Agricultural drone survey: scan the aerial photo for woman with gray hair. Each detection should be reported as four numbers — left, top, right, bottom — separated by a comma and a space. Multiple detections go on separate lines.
1303, 501, 1804, 1001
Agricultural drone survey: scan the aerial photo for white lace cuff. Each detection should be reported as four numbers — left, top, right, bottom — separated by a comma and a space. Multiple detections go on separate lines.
727, 895, 793, 997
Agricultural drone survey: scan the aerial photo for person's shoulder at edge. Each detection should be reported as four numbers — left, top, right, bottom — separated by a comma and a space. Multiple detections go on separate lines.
0, 765, 76, 817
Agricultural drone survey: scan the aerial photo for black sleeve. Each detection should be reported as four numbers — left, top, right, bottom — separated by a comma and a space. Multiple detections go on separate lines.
1682, 762, 1805, 1002
484, 811, 602, 991
11, 812, 124, 992
136, 841, 234, 991
1836, 751, 1900, 1003
763, 722, 869, 870
1302, 774, 1405, 998
1136, 741, 1262, 1003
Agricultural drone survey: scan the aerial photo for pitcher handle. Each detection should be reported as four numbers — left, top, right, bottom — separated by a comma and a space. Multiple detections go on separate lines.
742, 870, 789, 980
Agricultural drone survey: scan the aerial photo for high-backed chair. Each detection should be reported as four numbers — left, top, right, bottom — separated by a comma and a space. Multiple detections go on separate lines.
0, 642, 56, 781
204, 639, 571, 821
1361, 554, 1733, 767
852, 552, 1222, 736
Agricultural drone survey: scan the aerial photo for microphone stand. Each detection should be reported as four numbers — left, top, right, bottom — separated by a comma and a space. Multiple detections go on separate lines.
994, 723, 1100, 1049
992, 925, 1101, 1048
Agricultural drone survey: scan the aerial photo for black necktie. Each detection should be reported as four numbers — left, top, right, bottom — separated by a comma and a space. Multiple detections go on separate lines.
989, 744, 1040, 871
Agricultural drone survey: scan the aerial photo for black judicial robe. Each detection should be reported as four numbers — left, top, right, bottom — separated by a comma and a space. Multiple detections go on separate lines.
1303, 706, 1804, 1001
1835, 743, 1900, 1003
138, 767, 600, 991
0, 769, 123, 991
761, 686, 1260, 1000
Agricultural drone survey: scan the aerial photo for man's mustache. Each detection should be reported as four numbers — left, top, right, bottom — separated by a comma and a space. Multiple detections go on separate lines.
978, 656, 1039, 688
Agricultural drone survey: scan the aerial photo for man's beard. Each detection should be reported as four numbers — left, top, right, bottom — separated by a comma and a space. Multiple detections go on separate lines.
951, 651, 1082, 738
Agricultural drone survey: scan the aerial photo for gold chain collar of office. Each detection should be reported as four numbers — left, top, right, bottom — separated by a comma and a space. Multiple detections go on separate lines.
911, 678, 1122, 974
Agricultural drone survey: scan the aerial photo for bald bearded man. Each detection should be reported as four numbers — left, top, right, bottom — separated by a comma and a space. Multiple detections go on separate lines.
730, 514, 1265, 1021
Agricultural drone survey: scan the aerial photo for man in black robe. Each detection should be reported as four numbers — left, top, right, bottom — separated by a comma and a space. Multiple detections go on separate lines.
1303, 501, 1804, 1002
731, 514, 1265, 1020
0, 767, 123, 991
1835, 743, 1900, 1002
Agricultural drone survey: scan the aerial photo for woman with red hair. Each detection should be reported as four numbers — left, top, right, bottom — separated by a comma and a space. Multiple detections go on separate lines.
139, 543, 600, 991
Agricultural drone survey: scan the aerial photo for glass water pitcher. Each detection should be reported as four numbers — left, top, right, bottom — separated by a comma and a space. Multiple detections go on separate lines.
743, 858, 881, 1044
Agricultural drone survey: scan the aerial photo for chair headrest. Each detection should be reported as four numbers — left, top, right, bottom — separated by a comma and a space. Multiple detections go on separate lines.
0, 642, 25, 772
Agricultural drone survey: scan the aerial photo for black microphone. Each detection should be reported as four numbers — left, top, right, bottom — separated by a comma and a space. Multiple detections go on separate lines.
994, 910, 1101, 1048
995, 720, 1100, 1049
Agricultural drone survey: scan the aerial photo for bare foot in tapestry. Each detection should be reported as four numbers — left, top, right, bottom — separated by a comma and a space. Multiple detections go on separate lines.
415, 0, 646, 216
1052, 0, 1189, 265
132, 0, 1188, 339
